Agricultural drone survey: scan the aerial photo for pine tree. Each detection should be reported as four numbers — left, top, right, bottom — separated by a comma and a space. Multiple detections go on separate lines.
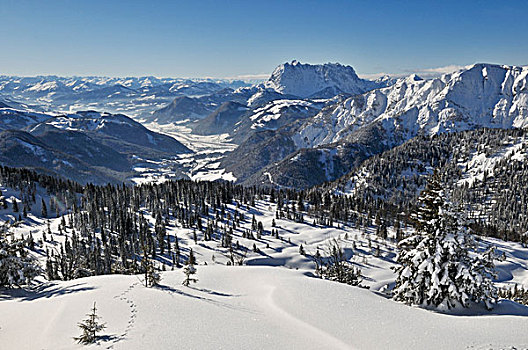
182, 249, 197, 286
393, 173, 497, 310
299, 244, 305, 256
41, 199, 48, 218
144, 257, 161, 287
74, 302, 106, 344
319, 239, 362, 286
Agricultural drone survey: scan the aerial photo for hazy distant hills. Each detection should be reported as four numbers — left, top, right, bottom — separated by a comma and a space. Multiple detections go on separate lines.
0, 75, 250, 117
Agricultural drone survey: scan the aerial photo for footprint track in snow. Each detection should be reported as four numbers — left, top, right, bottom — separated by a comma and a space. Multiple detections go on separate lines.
107, 282, 140, 348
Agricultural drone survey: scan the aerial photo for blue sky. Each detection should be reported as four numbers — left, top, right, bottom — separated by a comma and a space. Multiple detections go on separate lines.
1, 0, 527, 78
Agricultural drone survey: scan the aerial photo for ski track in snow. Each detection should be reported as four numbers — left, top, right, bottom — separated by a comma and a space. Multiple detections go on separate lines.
264, 285, 352, 350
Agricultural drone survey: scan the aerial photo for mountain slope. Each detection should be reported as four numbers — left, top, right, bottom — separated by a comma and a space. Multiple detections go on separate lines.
0, 129, 132, 184
0, 108, 52, 131
0, 108, 192, 184
39, 110, 191, 157
192, 101, 249, 135
325, 127, 528, 237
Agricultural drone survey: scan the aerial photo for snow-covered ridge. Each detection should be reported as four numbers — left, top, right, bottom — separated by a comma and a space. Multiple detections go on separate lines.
294, 63, 528, 149
248, 99, 317, 129
42, 111, 136, 132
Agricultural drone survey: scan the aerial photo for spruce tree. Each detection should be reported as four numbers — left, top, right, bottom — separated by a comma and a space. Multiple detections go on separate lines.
182, 249, 197, 286
74, 302, 106, 344
144, 258, 161, 287
0, 224, 39, 288
41, 199, 48, 218
393, 173, 497, 310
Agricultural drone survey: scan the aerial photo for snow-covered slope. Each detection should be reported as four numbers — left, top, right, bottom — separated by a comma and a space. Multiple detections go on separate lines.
3, 265, 528, 350
264, 60, 386, 98
2, 190, 528, 349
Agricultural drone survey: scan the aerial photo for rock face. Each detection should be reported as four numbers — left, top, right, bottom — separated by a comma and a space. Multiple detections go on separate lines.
263, 60, 383, 98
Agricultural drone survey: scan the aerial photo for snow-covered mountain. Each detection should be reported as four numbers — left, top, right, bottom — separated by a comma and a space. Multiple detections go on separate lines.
263, 60, 386, 98
293, 64, 528, 150
230, 64, 528, 188
147, 61, 391, 125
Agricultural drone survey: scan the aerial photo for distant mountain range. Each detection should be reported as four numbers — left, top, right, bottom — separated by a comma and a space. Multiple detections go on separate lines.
0, 75, 250, 117
145, 61, 393, 125
1, 61, 528, 192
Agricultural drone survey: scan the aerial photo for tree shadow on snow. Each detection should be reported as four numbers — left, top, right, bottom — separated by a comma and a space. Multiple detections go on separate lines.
424, 299, 528, 317
97, 334, 120, 343
154, 284, 256, 314
0, 282, 95, 301
154, 284, 216, 303
188, 286, 238, 297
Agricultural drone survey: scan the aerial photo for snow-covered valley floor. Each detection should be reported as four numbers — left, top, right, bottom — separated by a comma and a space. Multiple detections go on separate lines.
129, 121, 237, 184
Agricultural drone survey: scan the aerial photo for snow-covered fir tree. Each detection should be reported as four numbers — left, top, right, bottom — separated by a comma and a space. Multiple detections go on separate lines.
74, 302, 106, 344
143, 255, 161, 288
182, 248, 197, 286
0, 223, 39, 288
393, 173, 497, 310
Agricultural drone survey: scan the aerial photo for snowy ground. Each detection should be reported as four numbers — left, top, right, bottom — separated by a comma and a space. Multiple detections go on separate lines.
2, 191, 528, 349
2, 266, 528, 350
129, 121, 237, 184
